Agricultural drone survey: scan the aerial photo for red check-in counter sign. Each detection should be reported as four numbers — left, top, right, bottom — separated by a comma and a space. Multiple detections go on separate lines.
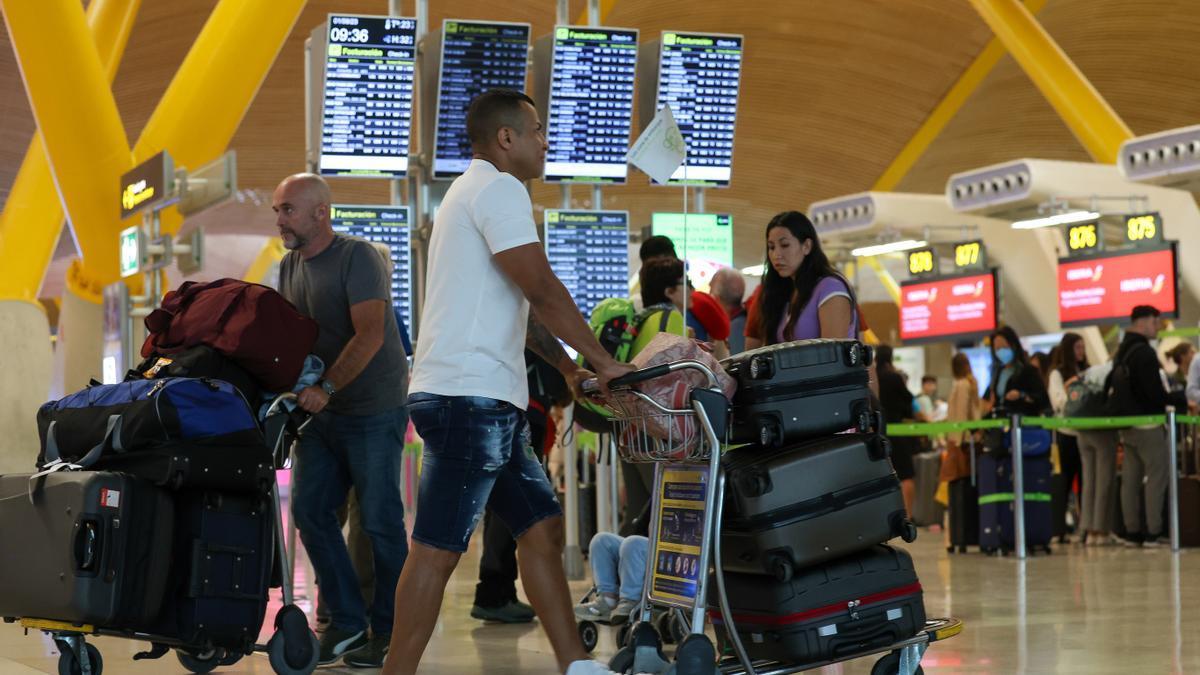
1058, 247, 1176, 326
900, 272, 997, 342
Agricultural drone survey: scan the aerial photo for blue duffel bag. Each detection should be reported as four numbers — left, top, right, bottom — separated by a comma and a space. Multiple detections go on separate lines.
36, 378, 264, 471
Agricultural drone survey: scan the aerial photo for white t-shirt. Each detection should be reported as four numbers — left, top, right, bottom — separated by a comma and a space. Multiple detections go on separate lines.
409, 159, 541, 409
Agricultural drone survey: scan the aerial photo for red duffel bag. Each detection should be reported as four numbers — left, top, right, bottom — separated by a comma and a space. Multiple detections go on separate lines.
141, 278, 319, 392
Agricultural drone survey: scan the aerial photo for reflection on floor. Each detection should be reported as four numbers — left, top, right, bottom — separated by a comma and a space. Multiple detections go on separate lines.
5, 526, 1200, 673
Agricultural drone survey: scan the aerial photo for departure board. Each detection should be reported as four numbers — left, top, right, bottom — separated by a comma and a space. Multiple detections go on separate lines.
544, 26, 639, 184
330, 205, 413, 327
434, 20, 531, 179
651, 212, 733, 290
544, 210, 630, 318
318, 15, 418, 178
653, 32, 744, 187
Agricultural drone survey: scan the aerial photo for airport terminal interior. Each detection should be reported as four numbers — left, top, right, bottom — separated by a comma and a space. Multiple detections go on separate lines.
4, 0, 1200, 674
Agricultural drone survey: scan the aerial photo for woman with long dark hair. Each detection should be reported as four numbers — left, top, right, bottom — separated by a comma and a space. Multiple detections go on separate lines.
1047, 332, 1089, 543
744, 211, 856, 349
983, 326, 1049, 416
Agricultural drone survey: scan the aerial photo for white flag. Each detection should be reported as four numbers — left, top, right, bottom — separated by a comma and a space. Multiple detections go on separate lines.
627, 104, 688, 185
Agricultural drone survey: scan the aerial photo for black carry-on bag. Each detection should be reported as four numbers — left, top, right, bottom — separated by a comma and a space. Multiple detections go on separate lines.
723, 339, 876, 447
720, 433, 916, 580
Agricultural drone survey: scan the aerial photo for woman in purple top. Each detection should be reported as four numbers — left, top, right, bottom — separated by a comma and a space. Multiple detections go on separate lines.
745, 211, 857, 349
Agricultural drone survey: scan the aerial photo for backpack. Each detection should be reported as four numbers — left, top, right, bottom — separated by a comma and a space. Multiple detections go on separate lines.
1103, 343, 1151, 418
1064, 375, 1107, 418
577, 298, 639, 371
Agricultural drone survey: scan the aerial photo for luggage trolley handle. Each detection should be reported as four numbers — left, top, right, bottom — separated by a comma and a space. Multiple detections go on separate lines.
582, 359, 721, 394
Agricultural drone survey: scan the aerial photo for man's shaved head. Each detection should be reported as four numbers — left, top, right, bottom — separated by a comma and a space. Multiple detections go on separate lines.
278, 173, 332, 207
710, 267, 746, 309
273, 173, 334, 255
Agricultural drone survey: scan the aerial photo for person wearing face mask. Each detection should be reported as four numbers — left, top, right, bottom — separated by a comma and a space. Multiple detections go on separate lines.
982, 326, 1049, 418
1111, 305, 1196, 548
744, 211, 858, 349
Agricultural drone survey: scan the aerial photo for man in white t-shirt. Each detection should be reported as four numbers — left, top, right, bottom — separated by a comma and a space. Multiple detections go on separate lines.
381, 90, 634, 675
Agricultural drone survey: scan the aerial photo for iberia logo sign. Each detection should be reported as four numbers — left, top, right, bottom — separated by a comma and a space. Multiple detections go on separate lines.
1058, 248, 1175, 325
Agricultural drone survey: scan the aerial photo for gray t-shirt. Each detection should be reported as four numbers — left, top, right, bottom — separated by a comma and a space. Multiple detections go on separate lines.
279, 234, 408, 415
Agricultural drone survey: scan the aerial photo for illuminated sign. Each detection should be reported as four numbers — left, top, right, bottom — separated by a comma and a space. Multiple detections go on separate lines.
1057, 244, 1178, 327
651, 31, 744, 187
907, 248, 937, 277
544, 210, 630, 318
119, 151, 175, 219
119, 227, 141, 278
953, 240, 986, 271
544, 26, 639, 183
433, 20, 530, 179
1124, 212, 1163, 246
330, 205, 413, 327
318, 15, 418, 178
650, 212, 733, 290
1066, 221, 1101, 254
900, 271, 999, 344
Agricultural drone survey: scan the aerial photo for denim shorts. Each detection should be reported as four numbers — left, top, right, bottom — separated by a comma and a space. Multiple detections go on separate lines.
407, 392, 562, 553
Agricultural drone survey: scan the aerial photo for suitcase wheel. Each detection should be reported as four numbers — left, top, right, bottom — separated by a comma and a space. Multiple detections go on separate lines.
55, 639, 103, 675
578, 620, 599, 653
177, 649, 222, 674
748, 355, 774, 380
766, 553, 795, 582
845, 341, 864, 367
871, 650, 924, 675
268, 605, 320, 674
733, 470, 771, 498
757, 423, 782, 448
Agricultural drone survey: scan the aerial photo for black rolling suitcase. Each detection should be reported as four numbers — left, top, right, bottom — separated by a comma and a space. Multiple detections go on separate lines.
723, 339, 876, 447
709, 544, 926, 664
947, 478, 979, 552
978, 454, 1053, 554
146, 490, 275, 653
0, 471, 174, 626
720, 434, 914, 580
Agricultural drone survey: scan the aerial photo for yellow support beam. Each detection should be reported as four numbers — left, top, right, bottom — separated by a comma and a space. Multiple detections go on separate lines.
967, 0, 1132, 164
242, 239, 286, 285
874, 0, 1048, 191
863, 256, 902, 306
575, 0, 619, 24
133, 0, 307, 237
0, 0, 139, 296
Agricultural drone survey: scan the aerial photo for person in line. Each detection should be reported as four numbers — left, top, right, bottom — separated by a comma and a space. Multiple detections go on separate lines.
982, 326, 1049, 418
1029, 351, 1053, 389
1076, 357, 1122, 546
1166, 342, 1195, 394
875, 345, 918, 514
1047, 332, 1089, 544
1112, 305, 1195, 548
709, 267, 748, 354
381, 89, 633, 675
638, 235, 731, 355
744, 211, 857, 349
272, 173, 411, 667
915, 375, 940, 422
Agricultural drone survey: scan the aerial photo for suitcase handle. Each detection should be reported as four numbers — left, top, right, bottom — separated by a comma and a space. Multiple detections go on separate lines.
73, 518, 101, 574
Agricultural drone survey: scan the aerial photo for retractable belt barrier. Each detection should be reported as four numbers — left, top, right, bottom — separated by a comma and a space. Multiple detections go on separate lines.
884, 408, 1194, 558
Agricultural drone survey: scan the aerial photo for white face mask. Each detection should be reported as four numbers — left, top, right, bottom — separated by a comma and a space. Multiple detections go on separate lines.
1149, 339, 1161, 349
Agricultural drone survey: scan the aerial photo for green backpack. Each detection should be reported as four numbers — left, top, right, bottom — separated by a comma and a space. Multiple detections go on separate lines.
577, 297, 640, 371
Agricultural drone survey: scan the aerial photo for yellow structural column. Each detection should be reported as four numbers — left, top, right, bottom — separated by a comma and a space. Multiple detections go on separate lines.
0, 0, 141, 300
967, 0, 1132, 163
132, 0, 308, 237
1, 0, 134, 289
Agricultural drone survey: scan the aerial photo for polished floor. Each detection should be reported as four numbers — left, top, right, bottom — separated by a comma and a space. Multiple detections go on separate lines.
3, 528, 1200, 674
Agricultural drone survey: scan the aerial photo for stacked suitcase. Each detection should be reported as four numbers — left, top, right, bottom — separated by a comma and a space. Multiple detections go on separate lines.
712, 340, 926, 664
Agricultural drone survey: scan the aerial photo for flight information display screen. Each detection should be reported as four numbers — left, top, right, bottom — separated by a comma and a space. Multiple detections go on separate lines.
544, 210, 630, 318
653, 32, 744, 187
434, 20, 531, 179
650, 212, 733, 290
330, 205, 413, 327
319, 15, 418, 178
544, 26, 639, 184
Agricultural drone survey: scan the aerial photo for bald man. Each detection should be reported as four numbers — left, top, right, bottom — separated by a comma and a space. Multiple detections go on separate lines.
272, 173, 410, 667
710, 267, 747, 354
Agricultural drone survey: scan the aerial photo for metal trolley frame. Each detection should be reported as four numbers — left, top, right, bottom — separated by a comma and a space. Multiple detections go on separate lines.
592, 360, 962, 675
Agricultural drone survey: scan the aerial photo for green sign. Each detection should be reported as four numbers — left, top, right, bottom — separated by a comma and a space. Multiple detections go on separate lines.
650, 212, 733, 290
119, 226, 141, 278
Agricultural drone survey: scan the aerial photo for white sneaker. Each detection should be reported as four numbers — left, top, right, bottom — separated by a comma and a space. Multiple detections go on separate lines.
565, 660, 617, 675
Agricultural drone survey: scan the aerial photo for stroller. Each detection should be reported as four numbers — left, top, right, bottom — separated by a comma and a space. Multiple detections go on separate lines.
9, 392, 320, 675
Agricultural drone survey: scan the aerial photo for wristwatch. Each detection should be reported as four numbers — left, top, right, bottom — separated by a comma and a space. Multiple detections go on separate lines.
318, 379, 337, 397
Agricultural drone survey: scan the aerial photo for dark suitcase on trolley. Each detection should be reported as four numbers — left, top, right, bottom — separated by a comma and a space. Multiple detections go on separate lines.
723, 339, 875, 447
721, 434, 913, 580
978, 454, 1053, 553
709, 544, 926, 664
0, 471, 174, 626
947, 478, 979, 551
147, 490, 275, 652
910, 450, 944, 527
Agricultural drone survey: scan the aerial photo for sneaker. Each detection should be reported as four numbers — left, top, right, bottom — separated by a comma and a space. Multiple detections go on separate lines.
1142, 535, 1170, 548
471, 600, 536, 624
318, 626, 367, 665
565, 659, 618, 675
1122, 536, 1142, 548
573, 597, 615, 622
609, 598, 639, 625
343, 633, 389, 668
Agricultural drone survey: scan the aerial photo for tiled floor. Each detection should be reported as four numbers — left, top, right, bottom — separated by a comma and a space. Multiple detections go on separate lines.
3, 529, 1200, 674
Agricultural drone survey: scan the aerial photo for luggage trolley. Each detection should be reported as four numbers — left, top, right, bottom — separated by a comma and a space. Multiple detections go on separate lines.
16, 393, 320, 675
589, 360, 962, 675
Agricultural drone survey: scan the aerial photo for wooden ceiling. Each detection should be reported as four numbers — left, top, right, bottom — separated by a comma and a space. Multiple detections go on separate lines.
3, 0, 1199, 282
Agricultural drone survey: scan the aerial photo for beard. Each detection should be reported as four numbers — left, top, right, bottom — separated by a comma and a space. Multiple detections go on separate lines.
280, 228, 308, 251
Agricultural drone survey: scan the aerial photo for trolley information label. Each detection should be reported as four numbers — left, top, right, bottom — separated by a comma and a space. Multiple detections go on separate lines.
649, 464, 709, 609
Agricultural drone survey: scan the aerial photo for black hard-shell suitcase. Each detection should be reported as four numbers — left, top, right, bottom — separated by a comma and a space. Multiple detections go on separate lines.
910, 450, 944, 527
146, 490, 275, 652
978, 454, 1053, 554
720, 434, 914, 580
0, 471, 174, 627
947, 478, 979, 552
723, 339, 875, 447
709, 544, 926, 664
